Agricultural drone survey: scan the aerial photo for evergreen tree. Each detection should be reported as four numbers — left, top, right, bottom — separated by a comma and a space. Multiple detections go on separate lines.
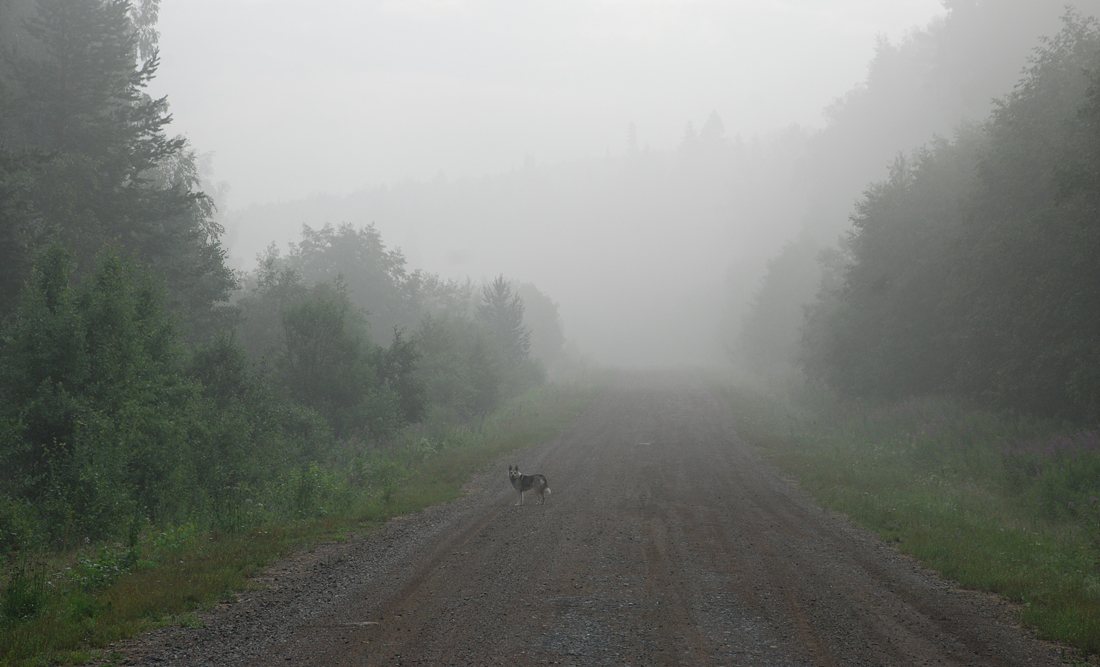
0, 0, 234, 337
800, 13, 1100, 419
476, 276, 531, 363
0, 246, 199, 538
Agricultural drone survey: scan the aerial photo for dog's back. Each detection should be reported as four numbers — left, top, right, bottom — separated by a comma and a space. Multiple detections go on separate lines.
508, 465, 551, 505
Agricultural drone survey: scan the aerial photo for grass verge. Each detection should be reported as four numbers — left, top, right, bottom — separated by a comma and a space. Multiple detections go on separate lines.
725, 385, 1100, 657
0, 382, 602, 666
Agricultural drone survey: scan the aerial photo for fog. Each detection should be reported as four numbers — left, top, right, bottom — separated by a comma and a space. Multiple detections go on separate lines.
146, 1, 1091, 366
153, 1, 942, 206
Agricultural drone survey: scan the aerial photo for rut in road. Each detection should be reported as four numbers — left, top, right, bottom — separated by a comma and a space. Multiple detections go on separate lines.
124, 374, 1067, 666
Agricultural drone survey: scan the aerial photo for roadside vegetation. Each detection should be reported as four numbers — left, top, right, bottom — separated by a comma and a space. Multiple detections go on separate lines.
725, 11, 1100, 659
795, 12, 1100, 423
0, 382, 600, 666
0, 2, 596, 665
726, 385, 1100, 656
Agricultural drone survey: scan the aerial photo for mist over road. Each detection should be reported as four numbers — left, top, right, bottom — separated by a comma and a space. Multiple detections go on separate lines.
123, 374, 1064, 666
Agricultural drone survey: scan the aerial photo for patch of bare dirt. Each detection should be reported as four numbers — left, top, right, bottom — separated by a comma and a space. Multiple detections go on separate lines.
113, 373, 1072, 666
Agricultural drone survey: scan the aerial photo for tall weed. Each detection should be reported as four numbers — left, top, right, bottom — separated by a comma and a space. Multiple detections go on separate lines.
0, 382, 601, 665
727, 385, 1100, 654
1, 556, 46, 626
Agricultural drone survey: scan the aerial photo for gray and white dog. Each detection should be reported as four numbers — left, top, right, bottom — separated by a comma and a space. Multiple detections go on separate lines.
508, 465, 551, 505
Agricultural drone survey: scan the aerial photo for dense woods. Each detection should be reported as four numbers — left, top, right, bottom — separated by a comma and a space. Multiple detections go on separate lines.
734, 1, 1100, 384
5, 0, 1100, 657
0, 0, 555, 561
801, 14, 1100, 421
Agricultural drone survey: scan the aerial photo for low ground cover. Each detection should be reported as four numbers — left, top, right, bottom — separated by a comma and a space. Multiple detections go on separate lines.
0, 382, 601, 667
726, 385, 1100, 656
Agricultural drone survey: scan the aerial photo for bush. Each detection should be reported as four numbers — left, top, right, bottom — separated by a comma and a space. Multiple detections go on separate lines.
0, 494, 39, 558
1, 556, 46, 626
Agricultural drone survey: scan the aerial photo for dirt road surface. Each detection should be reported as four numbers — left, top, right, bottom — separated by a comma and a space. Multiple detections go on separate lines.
120, 374, 1069, 666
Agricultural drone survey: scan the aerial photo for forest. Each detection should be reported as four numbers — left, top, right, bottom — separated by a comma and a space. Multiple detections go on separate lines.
2, 0, 1100, 557
0, 0, 558, 566
5, 0, 1100, 660
798, 13, 1100, 421
734, 1, 1100, 392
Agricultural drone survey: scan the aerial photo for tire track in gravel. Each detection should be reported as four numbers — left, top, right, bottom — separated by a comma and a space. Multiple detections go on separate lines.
119, 372, 1070, 666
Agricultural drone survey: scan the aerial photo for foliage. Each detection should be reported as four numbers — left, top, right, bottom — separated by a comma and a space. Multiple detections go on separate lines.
0, 246, 198, 542
275, 284, 378, 436
0, 150, 45, 319
477, 275, 532, 364
0, 4, 566, 664
802, 131, 983, 397
236, 273, 426, 439
274, 283, 426, 438
801, 14, 1100, 420
255, 223, 434, 344
735, 1, 1089, 379
514, 282, 565, 366
233, 258, 308, 361
0, 383, 599, 666
0, 556, 46, 627
735, 237, 822, 379
412, 315, 499, 423
727, 385, 1100, 654
240, 228, 548, 430
0, 249, 340, 546
374, 329, 427, 427
0, 0, 235, 338
70, 544, 139, 592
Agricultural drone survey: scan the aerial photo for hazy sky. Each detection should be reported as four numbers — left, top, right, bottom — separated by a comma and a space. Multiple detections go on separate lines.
152, 0, 946, 211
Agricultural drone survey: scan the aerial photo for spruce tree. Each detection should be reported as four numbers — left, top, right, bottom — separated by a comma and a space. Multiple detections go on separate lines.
0, 0, 234, 337
476, 276, 531, 363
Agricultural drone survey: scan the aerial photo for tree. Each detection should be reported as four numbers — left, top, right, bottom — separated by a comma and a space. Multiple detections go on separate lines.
373, 329, 426, 426
799, 13, 1100, 419
273, 282, 424, 438
0, 246, 200, 539
0, 149, 45, 318
515, 282, 564, 366
279, 224, 421, 344
735, 1, 1097, 378
412, 314, 498, 424
476, 276, 531, 363
942, 12, 1100, 416
276, 285, 376, 437
0, 0, 235, 337
4, 0, 175, 163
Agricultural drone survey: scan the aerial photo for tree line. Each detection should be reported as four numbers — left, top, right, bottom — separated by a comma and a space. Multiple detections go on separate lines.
731, 1, 1100, 384
800, 13, 1100, 421
0, 0, 559, 554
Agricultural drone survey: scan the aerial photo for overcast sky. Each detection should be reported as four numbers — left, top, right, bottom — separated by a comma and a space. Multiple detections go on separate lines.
151, 0, 946, 211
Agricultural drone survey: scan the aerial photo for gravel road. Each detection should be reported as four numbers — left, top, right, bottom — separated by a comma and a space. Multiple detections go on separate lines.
118, 373, 1070, 666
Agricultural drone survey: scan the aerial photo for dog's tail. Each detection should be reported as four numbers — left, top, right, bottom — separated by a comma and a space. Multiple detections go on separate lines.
545, 487, 552, 496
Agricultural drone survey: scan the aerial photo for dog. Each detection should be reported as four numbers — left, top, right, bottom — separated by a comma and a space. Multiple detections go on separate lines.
508, 465, 551, 505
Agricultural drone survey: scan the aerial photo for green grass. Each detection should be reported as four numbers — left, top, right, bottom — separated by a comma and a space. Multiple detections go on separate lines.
0, 382, 602, 666
725, 385, 1100, 657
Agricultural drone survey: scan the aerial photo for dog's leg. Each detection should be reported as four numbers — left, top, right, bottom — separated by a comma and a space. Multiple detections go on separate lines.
516, 489, 523, 506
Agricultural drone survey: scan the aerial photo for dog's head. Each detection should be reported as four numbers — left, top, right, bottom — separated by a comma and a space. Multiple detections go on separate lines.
508, 465, 521, 482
